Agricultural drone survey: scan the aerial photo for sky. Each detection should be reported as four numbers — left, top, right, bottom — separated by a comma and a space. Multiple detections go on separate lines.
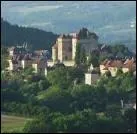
1, 1, 136, 49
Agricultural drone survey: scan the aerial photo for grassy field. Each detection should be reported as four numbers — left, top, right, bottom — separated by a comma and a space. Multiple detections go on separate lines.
1, 114, 30, 133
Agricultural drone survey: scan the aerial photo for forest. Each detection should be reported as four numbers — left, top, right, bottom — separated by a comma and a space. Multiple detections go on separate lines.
1, 18, 58, 50
1, 62, 136, 133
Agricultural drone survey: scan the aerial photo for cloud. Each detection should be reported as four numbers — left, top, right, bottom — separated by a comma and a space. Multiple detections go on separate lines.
30, 22, 52, 27
130, 24, 135, 28
7, 5, 63, 16
22, 22, 52, 27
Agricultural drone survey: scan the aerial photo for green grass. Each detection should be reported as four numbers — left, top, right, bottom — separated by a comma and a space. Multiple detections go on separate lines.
1, 114, 31, 133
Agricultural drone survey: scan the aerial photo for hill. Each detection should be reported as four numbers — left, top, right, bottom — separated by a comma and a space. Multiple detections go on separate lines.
1, 18, 58, 51
2, 2, 135, 50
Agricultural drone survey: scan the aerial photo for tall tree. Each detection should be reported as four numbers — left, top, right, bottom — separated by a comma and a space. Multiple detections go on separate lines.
75, 43, 81, 66
88, 52, 99, 67
80, 47, 86, 64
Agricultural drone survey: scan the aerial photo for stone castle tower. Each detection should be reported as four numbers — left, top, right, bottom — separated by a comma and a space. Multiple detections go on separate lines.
52, 28, 99, 62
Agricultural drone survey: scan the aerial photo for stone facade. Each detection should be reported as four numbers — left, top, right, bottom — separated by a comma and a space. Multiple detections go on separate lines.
52, 28, 98, 63
21, 60, 32, 69
57, 36, 72, 62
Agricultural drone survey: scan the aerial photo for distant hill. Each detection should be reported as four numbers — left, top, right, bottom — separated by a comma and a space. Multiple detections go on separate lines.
1, 18, 58, 51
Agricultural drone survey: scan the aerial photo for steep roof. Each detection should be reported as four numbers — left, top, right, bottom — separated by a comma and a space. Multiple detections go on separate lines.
101, 58, 136, 69
58, 34, 72, 39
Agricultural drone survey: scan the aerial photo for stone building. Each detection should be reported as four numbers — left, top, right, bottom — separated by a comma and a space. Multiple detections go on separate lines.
72, 28, 99, 60
122, 58, 136, 73
85, 71, 100, 85
21, 54, 33, 69
52, 28, 99, 63
52, 34, 72, 62
8, 55, 23, 71
32, 56, 47, 76
85, 64, 100, 85
8, 46, 26, 56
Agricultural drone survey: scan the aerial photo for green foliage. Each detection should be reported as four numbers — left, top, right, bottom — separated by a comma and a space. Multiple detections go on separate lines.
23, 107, 132, 133
23, 119, 46, 133
47, 67, 84, 89
1, 58, 136, 133
87, 52, 99, 67
105, 104, 122, 119
110, 44, 131, 57
75, 43, 81, 66
1, 19, 58, 50
70, 84, 107, 112
38, 86, 72, 113
1, 115, 28, 133
47, 67, 70, 89
38, 86, 61, 101
38, 79, 50, 90
124, 108, 136, 133
80, 47, 86, 64
116, 68, 123, 76
1, 46, 9, 70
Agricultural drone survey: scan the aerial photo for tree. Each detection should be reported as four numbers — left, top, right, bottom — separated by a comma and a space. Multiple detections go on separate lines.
80, 47, 86, 64
75, 43, 81, 66
124, 108, 136, 133
38, 79, 50, 90
87, 52, 99, 67
105, 70, 111, 77
1, 46, 8, 70
105, 104, 122, 119
23, 119, 46, 133
116, 68, 123, 76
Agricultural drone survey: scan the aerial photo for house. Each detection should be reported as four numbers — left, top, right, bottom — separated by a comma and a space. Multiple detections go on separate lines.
8, 55, 23, 71
85, 71, 100, 85
21, 54, 32, 69
122, 58, 136, 73
100, 58, 136, 77
8, 46, 26, 56
107, 60, 123, 77
85, 64, 100, 85
32, 56, 47, 76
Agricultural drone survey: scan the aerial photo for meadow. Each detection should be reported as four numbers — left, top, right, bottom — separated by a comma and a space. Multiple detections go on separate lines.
1, 114, 30, 133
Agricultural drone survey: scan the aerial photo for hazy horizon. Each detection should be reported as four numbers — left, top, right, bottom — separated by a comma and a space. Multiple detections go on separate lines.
1, 1, 136, 49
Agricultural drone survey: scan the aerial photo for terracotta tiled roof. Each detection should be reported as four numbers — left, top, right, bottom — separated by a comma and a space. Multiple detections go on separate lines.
109, 60, 123, 68
101, 59, 109, 65
123, 59, 136, 71
101, 58, 136, 71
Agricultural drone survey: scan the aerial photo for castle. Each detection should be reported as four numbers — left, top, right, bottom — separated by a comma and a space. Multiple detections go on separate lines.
52, 28, 99, 63
7, 28, 99, 71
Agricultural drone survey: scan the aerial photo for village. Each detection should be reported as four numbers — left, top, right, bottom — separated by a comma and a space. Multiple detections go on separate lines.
1, 1, 136, 133
7, 28, 136, 86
